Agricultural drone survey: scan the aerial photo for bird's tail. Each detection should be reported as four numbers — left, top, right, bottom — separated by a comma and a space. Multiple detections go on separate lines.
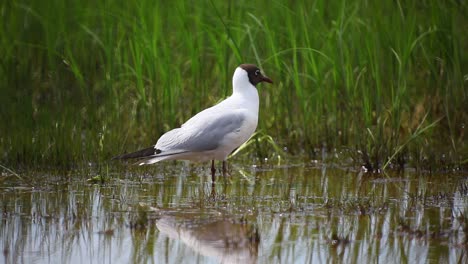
112, 146, 157, 160
113, 147, 189, 165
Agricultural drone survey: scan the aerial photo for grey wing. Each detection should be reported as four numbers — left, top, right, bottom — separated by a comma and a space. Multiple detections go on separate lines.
155, 112, 245, 152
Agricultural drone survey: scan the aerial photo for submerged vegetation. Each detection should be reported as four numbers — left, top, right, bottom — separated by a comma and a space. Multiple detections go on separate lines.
2, 167, 468, 262
0, 0, 467, 169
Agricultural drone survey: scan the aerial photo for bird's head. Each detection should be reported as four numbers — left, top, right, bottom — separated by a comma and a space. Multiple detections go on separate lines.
238, 64, 273, 86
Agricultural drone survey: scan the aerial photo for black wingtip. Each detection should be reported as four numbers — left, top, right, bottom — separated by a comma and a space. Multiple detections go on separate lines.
112, 146, 159, 160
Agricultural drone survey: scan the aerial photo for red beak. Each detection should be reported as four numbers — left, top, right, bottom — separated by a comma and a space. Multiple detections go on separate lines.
262, 76, 273, 84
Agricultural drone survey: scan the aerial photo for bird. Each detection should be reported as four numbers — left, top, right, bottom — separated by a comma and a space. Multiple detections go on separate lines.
113, 64, 272, 180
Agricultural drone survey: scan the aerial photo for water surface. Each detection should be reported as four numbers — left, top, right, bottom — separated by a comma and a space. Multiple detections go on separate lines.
1, 162, 467, 263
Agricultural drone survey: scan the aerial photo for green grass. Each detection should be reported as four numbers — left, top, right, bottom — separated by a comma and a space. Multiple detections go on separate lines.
1, 0, 467, 170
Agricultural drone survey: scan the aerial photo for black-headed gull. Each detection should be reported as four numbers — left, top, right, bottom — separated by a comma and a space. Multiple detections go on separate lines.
113, 64, 272, 179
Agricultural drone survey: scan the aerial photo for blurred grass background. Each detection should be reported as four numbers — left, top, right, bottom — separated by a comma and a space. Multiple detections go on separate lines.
0, 0, 466, 170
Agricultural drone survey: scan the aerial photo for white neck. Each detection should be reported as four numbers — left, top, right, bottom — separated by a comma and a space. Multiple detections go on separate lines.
230, 67, 259, 112
232, 67, 256, 95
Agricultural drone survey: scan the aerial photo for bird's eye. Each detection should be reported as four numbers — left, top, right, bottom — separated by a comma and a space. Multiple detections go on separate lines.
255, 70, 260, 76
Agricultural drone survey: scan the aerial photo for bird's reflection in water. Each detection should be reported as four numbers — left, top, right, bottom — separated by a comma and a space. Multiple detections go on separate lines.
157, 215, 259, 264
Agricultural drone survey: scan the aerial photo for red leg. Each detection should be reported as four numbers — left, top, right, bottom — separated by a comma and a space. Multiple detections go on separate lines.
211, 160, 216, 182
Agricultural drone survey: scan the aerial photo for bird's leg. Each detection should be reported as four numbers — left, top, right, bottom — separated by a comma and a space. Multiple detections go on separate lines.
211, 160, 216, 182
222, 160, 227, 177
210, 180, 216, 198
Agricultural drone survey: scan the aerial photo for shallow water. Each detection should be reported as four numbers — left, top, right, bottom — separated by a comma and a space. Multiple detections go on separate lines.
1, 161, 467, 263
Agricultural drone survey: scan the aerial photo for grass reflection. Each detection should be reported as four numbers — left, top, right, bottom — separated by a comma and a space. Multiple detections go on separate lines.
1, 163, 467, 263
